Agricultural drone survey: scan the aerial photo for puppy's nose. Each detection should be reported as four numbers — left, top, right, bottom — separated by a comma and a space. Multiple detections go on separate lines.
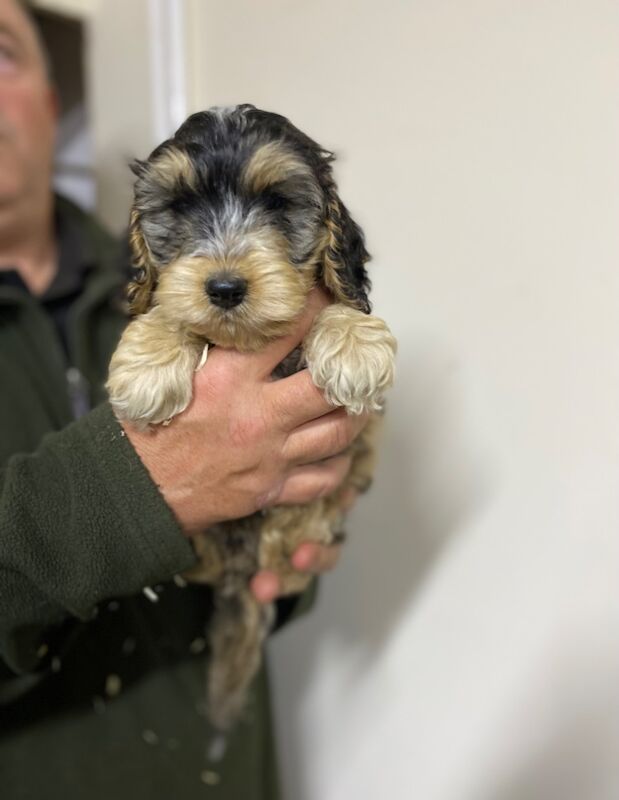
205, 275, 248, 309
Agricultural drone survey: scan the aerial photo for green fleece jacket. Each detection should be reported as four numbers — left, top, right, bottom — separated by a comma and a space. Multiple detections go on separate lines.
0, 197, 313, 799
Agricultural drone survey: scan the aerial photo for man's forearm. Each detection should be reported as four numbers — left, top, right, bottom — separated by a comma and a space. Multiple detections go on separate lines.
0, 403, 196, 674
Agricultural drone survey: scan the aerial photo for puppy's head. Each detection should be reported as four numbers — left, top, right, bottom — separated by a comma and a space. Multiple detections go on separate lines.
128, 104, 371, 350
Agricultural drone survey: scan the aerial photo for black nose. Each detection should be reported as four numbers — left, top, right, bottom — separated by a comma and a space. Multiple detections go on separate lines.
205, 276, 248, 309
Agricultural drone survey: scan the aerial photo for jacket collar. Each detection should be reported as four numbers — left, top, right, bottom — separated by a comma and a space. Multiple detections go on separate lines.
0, 195, 123, 307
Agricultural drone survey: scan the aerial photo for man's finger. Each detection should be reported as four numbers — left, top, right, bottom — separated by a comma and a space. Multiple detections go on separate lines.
250, 570, 280, 604
292, 542, 342, 574
283, 407, 369, 464
275, 453, 352, 506
267, 369, 337, 431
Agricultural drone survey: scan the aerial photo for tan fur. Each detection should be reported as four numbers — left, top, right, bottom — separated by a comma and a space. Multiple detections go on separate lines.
185, 415, 384, 731
155, 229, 314, 351
107, 306, 204, 429
127, 208, 158, 315
106, 124, 397, 731
127, 148, 197, 315
183, 533, 225, 584
242, 141, 313, 193
344, 413, 383, 493
150, 147, 198, 191
304, 305, 397, 414
321, 194, 369, 310
321, 196, 348, 303
256, 414, 383, 594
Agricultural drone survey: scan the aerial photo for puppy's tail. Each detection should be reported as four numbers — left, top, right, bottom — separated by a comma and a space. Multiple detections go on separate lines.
207, 588, 275, 731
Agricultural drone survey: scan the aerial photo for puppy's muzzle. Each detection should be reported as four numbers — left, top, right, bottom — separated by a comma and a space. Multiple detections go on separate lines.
206, 274, 248, 309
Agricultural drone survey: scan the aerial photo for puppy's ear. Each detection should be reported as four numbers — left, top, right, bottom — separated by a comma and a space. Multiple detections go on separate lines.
126, 207, 158, 315
125, 146, 197, 316
320, 183, 372, 314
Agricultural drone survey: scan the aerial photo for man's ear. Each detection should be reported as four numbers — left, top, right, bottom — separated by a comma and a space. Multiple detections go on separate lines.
126, 207, 158, 315
320, 188, 372, 314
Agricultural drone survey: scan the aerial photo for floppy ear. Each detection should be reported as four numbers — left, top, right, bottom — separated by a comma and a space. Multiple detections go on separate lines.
126, 206, 158, 316
125, 158, 159, 315
320, 185, 372, 314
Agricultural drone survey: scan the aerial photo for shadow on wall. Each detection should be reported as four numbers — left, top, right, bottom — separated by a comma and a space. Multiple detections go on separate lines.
269, 333, 496, 799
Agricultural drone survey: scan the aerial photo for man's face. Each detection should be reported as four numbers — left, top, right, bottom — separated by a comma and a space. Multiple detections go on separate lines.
0, 0, 57, 208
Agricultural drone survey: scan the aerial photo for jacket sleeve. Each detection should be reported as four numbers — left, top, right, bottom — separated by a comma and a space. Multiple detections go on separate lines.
0, 403, 198, 674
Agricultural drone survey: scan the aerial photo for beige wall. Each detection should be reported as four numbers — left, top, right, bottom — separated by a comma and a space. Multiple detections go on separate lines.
86, 0, 190, 231
186, 2, 619, 799
66, 0, 619, 796
86, 0, 160, 231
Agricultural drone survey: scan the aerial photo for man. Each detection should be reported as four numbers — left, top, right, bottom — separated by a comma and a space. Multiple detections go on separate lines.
0, 1, 365, 796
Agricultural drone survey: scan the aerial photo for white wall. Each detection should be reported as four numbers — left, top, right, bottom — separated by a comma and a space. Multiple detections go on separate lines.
185, 2, 619, 798
73, 0, 619, 795
86, 0, 160, 231
85, 0, 190, 232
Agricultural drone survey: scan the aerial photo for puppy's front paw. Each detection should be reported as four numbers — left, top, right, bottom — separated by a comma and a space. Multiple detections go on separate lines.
107, 307, 203, 429
304, 305, 397, 414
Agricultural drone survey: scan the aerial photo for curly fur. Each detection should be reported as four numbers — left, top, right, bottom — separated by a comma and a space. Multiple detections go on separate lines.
106, 104, 397, 730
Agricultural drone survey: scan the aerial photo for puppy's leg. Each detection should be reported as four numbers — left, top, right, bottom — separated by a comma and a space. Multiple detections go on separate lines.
258, 417, 383, 598
303, 305, 397, 415
259, 502, 337, 595
107, 305, 204, 429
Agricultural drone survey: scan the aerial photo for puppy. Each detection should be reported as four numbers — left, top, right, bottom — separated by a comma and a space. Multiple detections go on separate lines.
107, 104, 396, 730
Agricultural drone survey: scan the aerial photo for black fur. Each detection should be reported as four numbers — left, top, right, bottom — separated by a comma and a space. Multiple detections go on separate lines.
131, 104, 371, 311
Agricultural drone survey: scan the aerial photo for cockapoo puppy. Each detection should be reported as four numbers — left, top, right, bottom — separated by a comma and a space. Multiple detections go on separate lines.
107, 104, 396, 729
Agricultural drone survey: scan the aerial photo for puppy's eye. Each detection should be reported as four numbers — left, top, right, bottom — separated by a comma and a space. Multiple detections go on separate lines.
263, 191, 289, 212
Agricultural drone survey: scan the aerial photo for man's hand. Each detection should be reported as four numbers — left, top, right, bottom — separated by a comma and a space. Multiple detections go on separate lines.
123, 288, 368, 539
